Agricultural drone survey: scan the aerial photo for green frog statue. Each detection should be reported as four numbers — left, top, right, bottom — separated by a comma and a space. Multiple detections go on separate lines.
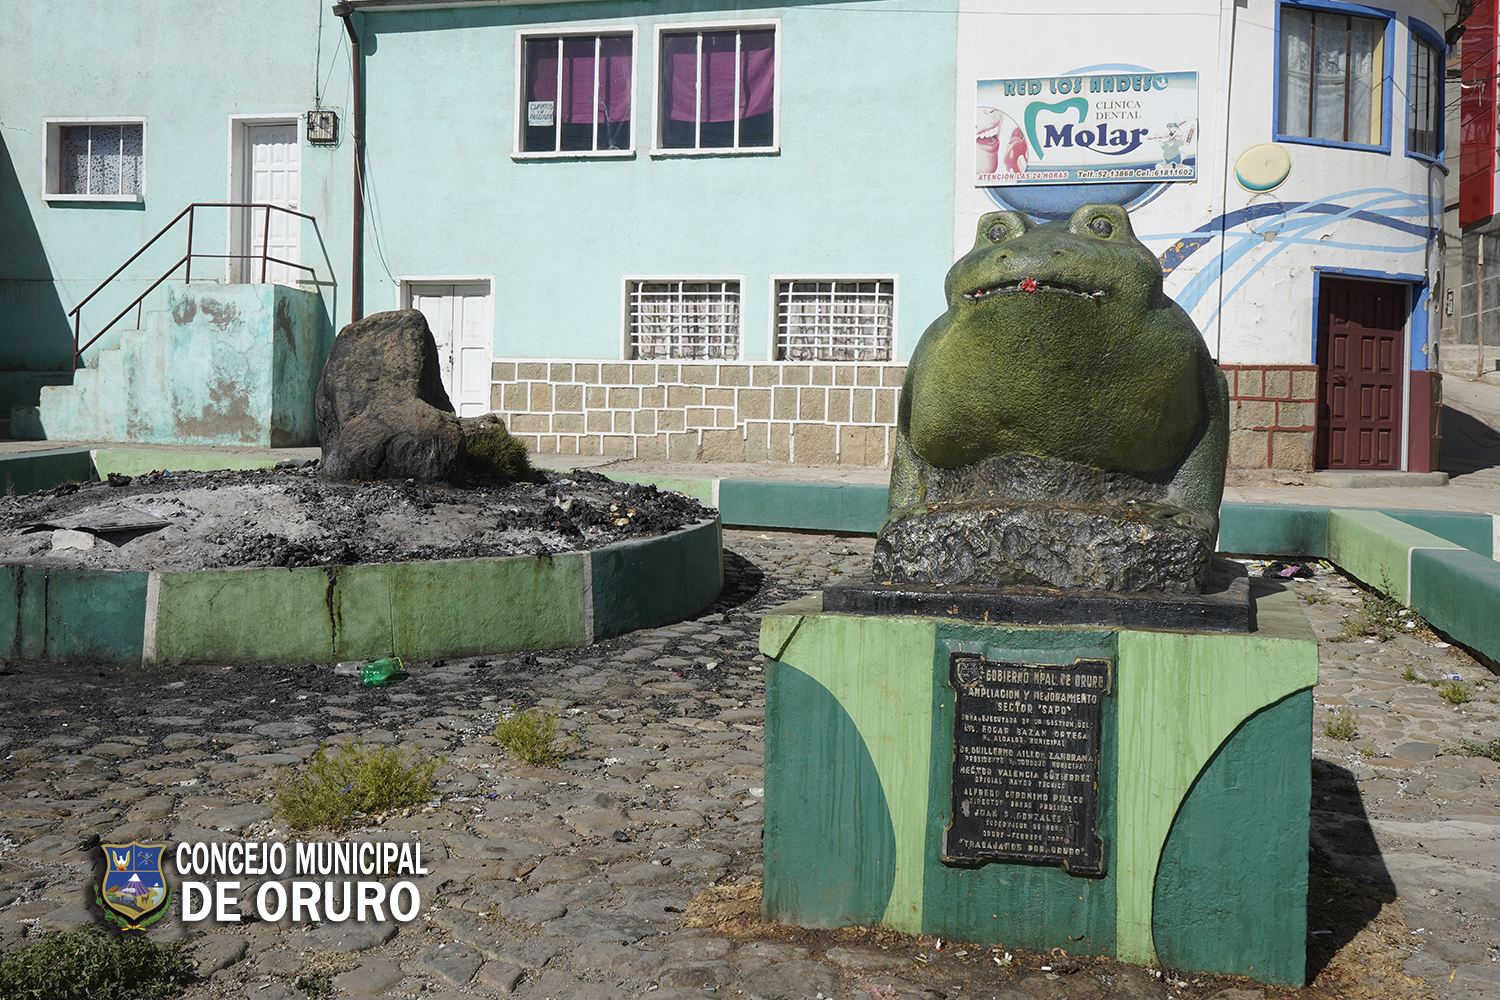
878, 203, 1228, 594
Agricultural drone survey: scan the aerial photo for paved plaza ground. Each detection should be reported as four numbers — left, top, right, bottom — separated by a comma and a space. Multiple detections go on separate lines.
1, 373, 1497, 1000
0, 526, 1497, 1000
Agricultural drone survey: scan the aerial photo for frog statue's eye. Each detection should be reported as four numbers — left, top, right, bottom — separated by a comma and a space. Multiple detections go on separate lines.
976, 211, 1030, 246
1088, 216, 1114, 238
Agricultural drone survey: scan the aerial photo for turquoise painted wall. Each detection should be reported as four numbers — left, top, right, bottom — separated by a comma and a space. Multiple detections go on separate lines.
357, 0, 958, 362
0, 0, 351, 407
33, 283, 332, 446
0, 131, 73, 408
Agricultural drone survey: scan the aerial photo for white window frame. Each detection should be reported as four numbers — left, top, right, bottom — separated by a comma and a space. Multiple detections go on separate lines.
1404, 20, 1444, 163
513, 26, 638, 159
43, 117, 147, 202
622, 275, 745, 360
650, 19, 781, 157
1273, 1, 1393, 153
768, 275, 898, 362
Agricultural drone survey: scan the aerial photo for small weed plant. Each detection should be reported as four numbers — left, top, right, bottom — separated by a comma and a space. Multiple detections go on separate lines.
1336, 572, 1431, 642
463, 418, 533, 483
275, 739, 441, 830
1451, 738, 1500, 762
295, 970, 339, 1000
1401, 666, 1419, 682
288, 952, 357, 1000
1439, 680, 1473, 705
1324, 709, 1359, 741
0, 929, 192, 1000
494, 708, 576, 766
9, 750, 51, 765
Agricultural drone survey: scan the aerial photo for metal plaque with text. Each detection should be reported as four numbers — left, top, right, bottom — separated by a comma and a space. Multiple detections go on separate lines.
943, 653, 1109, 874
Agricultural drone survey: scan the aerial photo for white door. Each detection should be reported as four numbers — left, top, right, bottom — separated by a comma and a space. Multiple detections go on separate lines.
408, 282, 493, 416
244, 124, 301, 284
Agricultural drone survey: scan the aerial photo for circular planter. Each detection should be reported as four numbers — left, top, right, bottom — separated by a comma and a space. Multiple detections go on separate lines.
2, 517, 722, 667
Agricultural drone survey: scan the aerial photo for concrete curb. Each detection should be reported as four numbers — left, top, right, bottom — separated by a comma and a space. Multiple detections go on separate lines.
1308, 471, 1450, 488
1411, 548, 1500, 666
3, 447, 1494, 665
1218, 504, 1500, 664
4, 518, 722, 667
0, 447, 95, 496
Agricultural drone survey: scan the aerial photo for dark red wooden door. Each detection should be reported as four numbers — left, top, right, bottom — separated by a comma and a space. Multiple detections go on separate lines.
1315, 278, 1406, 470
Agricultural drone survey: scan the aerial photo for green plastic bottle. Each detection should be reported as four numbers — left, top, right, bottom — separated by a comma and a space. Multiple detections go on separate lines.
359, 657, 405, 687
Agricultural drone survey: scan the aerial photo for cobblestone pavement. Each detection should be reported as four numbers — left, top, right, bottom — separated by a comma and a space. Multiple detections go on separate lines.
0, 530, 1497, 1000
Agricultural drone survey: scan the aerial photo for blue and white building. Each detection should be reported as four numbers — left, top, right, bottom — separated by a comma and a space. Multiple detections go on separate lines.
0, 0, 1458, 469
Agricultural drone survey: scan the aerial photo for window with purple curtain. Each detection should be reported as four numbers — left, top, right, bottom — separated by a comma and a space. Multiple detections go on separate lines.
659, 28, 775, 149
521, 33, 632, 153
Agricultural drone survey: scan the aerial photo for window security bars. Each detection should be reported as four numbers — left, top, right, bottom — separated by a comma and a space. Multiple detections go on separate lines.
776, 280, 894, 361
629, 280, 741, 360
522, 34, 632, 153
62, 124, 143, 196
659, 28, 775, 149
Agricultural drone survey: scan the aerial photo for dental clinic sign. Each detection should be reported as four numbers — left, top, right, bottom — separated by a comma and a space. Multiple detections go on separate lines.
976, 72, 1198, 186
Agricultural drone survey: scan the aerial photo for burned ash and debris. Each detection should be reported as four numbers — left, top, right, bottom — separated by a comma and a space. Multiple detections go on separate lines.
0, 464, 713, 573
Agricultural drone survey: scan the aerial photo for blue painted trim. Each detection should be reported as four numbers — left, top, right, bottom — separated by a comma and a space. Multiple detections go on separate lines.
1404, 17, 1446, 165
1282, 0, 1396, 17
1155, 192, 1438, 281
1183, 201, 1430, 241
1310, 265, 1425, 366
1273, 134, 1389, 155
1309, 270, 1323, 364
1312, 265, 1424, 283
1273, 0, 1396, 155
1411, 284, 1430, 370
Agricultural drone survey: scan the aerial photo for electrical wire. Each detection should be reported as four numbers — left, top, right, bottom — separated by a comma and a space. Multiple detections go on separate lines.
354, 128, 401, 289
314, 1, 324, 106
320, 16, 347, 108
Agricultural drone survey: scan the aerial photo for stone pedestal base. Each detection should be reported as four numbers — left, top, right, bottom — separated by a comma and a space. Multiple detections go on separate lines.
827, 559, 1251, 632
759, 581, 1318, 986
874, 501, 1214, 593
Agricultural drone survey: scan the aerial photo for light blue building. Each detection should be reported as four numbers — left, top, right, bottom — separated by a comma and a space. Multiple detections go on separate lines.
3, 0, 956, 460
345, 0, 958, 463
1, 0, 353, 444
2, 0, 1456, 470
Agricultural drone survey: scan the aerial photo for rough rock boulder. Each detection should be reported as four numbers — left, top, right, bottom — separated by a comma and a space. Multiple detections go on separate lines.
315, 310, 465, 483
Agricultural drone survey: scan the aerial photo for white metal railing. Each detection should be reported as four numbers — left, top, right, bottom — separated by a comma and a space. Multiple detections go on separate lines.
629, 280, 741, 360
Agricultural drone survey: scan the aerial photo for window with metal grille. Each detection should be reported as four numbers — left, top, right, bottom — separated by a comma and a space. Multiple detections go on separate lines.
657, 25, 776, 150
44, 120, 145, 200
628, 280, 741, 359
519, 32, 633, 154
1406, 26, 1442, 160
1276, 5, 1387, 148
776, 279, 894, 361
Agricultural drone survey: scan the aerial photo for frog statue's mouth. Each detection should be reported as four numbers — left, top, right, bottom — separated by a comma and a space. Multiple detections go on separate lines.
961, 276, 1107, 303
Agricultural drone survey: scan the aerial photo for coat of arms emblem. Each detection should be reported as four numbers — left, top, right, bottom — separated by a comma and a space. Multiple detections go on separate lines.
97, 842, 171, 930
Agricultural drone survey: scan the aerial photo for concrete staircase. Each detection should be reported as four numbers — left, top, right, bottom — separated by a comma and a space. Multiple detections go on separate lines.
18, 282, 331, 447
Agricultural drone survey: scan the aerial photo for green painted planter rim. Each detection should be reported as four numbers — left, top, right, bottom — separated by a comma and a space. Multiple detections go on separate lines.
6, 515, 722, 666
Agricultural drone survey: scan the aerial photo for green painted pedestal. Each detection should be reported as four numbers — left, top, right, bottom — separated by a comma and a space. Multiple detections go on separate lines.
760, 579, 1319, 986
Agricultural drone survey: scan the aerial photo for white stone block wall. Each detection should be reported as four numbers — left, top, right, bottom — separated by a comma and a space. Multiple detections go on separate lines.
490, 360, 907, 466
